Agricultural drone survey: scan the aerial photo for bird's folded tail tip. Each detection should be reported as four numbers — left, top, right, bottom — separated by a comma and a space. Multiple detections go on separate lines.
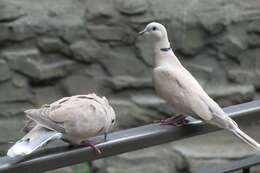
231, 127, 260, 151
7, 139, 33, 157
24, 109, 37, 115
7, 127, 62, 158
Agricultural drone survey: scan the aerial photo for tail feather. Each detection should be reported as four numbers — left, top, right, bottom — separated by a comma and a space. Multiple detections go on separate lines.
231, 127, 260, 151
220, 117, 260, 151
7, 125, 62, 157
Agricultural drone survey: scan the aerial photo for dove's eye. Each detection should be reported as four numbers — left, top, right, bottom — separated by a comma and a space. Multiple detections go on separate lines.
152, 27, 157, 31
111, 119, 115, 123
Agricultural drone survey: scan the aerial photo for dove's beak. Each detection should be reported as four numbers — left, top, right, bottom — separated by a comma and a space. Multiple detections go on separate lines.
138, 29, 147, 36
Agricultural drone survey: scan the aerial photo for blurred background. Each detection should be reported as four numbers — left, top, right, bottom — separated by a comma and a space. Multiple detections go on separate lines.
0, 0, 260, 172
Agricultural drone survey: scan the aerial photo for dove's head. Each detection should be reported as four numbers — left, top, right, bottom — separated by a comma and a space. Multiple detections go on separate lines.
102, 97, 116, 132
109, 107, 116, 129
138, 22, 170, 48
139, 22, 168, 40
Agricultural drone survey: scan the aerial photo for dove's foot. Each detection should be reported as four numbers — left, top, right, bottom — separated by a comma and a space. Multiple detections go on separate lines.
158, 114, 189, 126
82, 141, 102, 155
104, 133, 108, 141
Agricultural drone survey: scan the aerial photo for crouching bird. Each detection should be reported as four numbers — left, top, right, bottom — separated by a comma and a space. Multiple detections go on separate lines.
138, 22, 260, 150
7, 93, 116, 157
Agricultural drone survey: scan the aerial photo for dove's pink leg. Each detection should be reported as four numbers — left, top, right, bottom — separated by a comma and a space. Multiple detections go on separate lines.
82, 141, 102, 155
86, 143, 102, 155
158, 114, 189, 126
81, 133, 109, 155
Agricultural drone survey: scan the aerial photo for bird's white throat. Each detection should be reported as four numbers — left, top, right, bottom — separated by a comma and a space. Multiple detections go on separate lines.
154, 37, 182, 68
154, 36, 170, 51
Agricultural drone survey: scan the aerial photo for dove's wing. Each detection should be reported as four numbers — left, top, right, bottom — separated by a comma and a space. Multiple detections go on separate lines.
47, 94, 114, 143
26, 94, 114, 143
154, 66, 228, 123
25, 104, 66, 134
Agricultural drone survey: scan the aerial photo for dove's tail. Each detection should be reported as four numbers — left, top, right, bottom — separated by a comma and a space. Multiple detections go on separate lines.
7, 125, 62, 158
227, 118, 260, 151
231, 127, 260, 150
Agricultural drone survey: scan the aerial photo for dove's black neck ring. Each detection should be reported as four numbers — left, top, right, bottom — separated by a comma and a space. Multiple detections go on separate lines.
160, 47, 172, 52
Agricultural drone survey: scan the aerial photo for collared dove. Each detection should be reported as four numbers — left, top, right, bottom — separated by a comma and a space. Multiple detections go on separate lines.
138, 22, 260, 150
7, 94, 116, 157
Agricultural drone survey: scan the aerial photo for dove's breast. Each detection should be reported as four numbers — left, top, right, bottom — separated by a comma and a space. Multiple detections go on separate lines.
152, 67, 192, 114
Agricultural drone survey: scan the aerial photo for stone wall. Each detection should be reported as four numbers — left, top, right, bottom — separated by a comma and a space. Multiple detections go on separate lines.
0, 0, 260, 172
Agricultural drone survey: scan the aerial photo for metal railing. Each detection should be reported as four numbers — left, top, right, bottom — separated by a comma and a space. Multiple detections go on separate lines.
0, 100, 260, 173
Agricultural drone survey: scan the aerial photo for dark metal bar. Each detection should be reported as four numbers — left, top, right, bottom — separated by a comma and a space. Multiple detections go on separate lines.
0, 100, 260, 173
198, 155, 260, 173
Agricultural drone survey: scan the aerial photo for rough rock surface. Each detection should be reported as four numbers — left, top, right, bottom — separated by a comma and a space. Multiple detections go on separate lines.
1, 0, 260, 172
93, 144, 190, 173
0, 59, 11, 81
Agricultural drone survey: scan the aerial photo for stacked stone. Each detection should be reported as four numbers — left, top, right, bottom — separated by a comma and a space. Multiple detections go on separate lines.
0, 0, 260, 172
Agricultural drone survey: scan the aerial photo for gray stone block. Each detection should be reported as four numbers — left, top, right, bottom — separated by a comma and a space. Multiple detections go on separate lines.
228, 69, 255, 85
110, 76, 152, 90
11, 73, 29, 88
130, 94, 175, 116
61, 74, 112, 96
248, 33, 260, 47
110, 98, 162, 128
37, 37, 71, 56
93, 143, 190, 173
32, 86, 65, 106
248, 21, 260, 33
0, 102, 32, 117
0, 59, 11, 82
84, 63, 108, 77
0, 117, 25, 154
135, 37, 155, 66
206, 84, 255, 106
0, 0, 26, 22
70, 40, 100, 63
0, 81, 31, 103
85, 0, 118, 24
224, 34, 247, 58
88, 25, 126, 42
4, 49, 75, 80
115, 0, 149, 15
176, 26, 207, 56
185, 63, 213, 84
238, 49, 260, 68
97, 46, 150, 77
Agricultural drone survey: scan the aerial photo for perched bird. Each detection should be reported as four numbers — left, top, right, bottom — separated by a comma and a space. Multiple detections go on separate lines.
138, 22, 260, 150
7, 94, 116, 157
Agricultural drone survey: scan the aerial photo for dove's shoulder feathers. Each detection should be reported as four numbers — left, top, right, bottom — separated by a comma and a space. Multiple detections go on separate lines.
25, 106, 65, 133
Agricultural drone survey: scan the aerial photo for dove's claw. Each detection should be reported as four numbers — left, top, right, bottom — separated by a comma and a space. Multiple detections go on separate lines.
104, 133, 108, 141
86, 143, 102, 155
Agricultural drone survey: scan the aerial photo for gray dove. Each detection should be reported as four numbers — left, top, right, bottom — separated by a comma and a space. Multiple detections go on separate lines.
138, 22, 260, 150
7, 93, 116, 157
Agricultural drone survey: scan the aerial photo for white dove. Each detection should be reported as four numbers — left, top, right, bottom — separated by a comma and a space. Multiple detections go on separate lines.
138, 22, 260, 150
7, 93, 116, 157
